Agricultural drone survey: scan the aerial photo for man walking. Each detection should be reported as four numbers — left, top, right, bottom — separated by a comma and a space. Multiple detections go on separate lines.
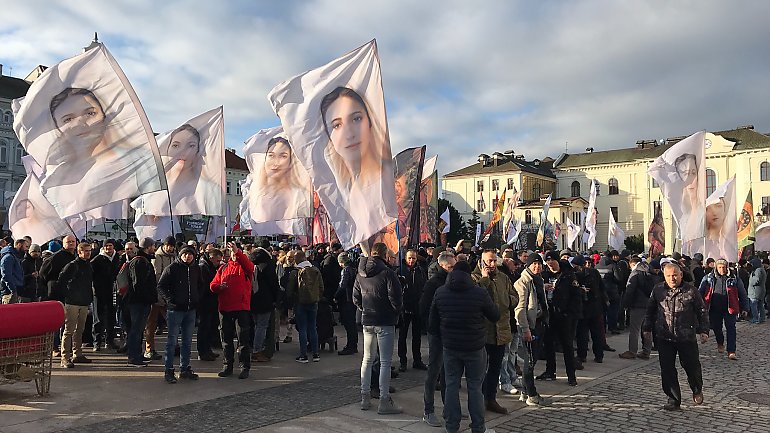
620, 257, 654, 359
698, 259, 749, 360
91, 239, 121, 350
398, 249, 428, 372
644, 263, 710, 411
58, 242, 94, 368
125, 238, 158, 367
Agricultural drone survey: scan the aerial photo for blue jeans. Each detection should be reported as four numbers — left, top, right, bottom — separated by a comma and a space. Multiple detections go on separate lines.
750, 299, 766, 323
499, 338, 519, 386
127, 304, 150, 363
710, 310, 737, 353
165, 309, 195, 371
443, 347, 487, 433
295, 303, 318, 357
360, 325, 395, 399
251, 311, 272, 352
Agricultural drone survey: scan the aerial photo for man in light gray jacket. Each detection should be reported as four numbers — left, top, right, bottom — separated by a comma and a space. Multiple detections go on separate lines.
748, 257, 766, 323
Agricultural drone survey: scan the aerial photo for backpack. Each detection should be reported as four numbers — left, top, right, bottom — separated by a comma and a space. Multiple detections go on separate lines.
297, 266, 321, 304
116, 256, 143, 296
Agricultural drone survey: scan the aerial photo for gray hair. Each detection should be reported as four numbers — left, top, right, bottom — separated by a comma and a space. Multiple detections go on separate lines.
662, 262, 682, 274
437, 251, 456, 267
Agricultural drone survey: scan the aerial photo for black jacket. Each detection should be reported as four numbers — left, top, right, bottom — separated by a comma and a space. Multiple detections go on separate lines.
334, 262, 357, 306
58, 258, 94, 307
40, 249, 76, 301
624, 264, 655, 309
542, 260, 583, 319
353, 256, 402, 326
399, 262, 427, 314
158, 259, 202, 312
419, 266, 449, 324
126, 250, 157, 305
596, 257, 621, 303
251, 260, 279, 314
575, 267, 607, 318
21, 254, 44, 300
91, 252, 120, 298
644, 281, 709, 342
429, 269, 500, 352
320, 253, 342, 304
198, 254, 220, 312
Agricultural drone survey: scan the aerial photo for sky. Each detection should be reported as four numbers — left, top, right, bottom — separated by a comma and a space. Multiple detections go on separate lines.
3, 0, 770, 176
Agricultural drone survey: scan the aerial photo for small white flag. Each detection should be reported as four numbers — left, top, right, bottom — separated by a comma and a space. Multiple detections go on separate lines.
608, 210, 626, 251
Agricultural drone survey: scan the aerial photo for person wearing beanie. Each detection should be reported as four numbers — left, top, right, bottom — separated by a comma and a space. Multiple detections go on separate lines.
572, 253, 607, 367
249, 247, 279, 363
335, 251, 359, 356
144, 237, 177, 361
90, 238, 121, 351
698, 258, 749, 360
21, 243, 44, 302
123, 238, 158, 367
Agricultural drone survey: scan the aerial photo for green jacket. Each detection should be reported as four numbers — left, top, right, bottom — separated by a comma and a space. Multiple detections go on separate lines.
472, 264, 518, 345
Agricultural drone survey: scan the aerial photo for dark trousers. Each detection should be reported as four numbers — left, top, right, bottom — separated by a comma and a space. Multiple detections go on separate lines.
709, 309, 737, 353
262, 308, 277, 358
576, 314, 604, 361
339, 303, 358, 350
220, 310, 251, 369
398, 312, 423, 364
543, 313, 577, 380
126, 303, 150, 363
606, 300, 620, 332
482, 343, 506, 401
424, 333, 446, 414
92, 292, 115, 346
657, 339, 703, 404
196, 306, 218, 356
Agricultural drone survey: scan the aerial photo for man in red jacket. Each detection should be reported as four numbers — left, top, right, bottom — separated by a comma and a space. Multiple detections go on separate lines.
211, 242, 255, 379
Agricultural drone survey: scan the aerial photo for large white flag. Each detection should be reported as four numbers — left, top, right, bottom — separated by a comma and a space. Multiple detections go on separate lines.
421, 155, 438, 182
12, 43, 166, 218
567, 216, 581, 247
648, 131, 706, 242
502, 188, 521, 240
243, 126, 312, 223
9, 173, 73, 245
608, 210, 626, 251
755, 220, 770, 252
701, 175, 737, 262
267, 39, 397, 248
585, 180, 598, 248
439, 207, 451, 234
140, 107, 226, 216
130, 196, 177, 241
237, 178, 252, 231
536, 194, 552, 246
506, 219, 522, 244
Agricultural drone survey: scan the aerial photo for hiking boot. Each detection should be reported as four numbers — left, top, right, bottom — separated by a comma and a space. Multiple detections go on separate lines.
238, 369, 250, 379
377, 396, 402, 415
72, 355, 92, 363
526, 394, 549, 406
218, 365, 233, 377
485, 399, 508, 414
423, 412, 442, 427
164, 370, 177, 384
536, 372, 556, 381
361, 393, 371, 410
337, 347, 358, 355
619, 351, 636, 359
179, 368, 199, 380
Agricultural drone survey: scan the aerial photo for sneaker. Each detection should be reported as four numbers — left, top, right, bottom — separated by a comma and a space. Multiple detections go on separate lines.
377, 396, 402, 415
526, 395, 549, 406
238, 369, 249, 379
636, 351, 651, 360
361, 394, 371, 410
312, 353, 320, 362
500, 383, 519, 395
535, 372, 556, 381
218, 366, 233, 377
619, 351, 636, 359
127, 360, 147, 368
295, 355, 309, 363
728, 352, 738, 360
165, 370, 177, 384
519, 392, 528, 402
568, 378, 578, 387
72, 355, 92, 364
179, 368, 199, 380
337, 347, 358, 355
144, 350, 162, 361
423, 412, 442, 427
61, 360, 74, 368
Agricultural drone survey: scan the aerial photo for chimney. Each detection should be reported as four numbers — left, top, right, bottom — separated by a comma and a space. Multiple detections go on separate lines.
737, 124, 754, 130
585, 147, 594, 153
0, 64, 3, 76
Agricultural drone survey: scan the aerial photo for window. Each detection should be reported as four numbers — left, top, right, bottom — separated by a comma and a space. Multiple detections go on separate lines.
476, 199, 485, 212
14, 147, 22, 165
2, 111, 10, 123
477, 180, 484, 192
525, 210, 532, 224
610, 206, 619, 221
492, 179, 499, 191
608, 178, 619, 195
762, 162, 770, 181
226, 181, 231, 194
0, 140, 7, 164
706, 169, 717, 196
532, 183, 541, 199
570, 181, 580, 197
762, 197, 770, 215
652, 177, 659, 188
492, 198, 498, 211
236, 182, 241, 196
507, 178, 514, 190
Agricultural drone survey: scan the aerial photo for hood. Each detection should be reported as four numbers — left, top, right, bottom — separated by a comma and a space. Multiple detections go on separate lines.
598, 256, 615, 267
156, 247, 174, 257
633, 262, 649, 273
1, 245, 14, 256
358, 256, 388, 278
750, 258, 762, 270
296, 260, 313, 269
445, 268, 475, 290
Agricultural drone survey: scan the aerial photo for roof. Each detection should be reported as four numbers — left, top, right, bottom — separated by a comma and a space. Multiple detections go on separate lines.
225, 148, 248, 171
555, 126, 770, 169
0, 75, 30, 100
444, 157, 556, 179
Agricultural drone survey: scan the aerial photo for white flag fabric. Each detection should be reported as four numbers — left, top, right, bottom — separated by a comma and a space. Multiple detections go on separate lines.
200, 216, 224, 244
648, 131, 706, 242
608, 210, 626, 251
421, 155, 438, 182
131, 197, 177, 241
9, 173, 73, 245
267, 39, 397, 249
12, 43, 166, 218
140, 107, 226, 216
237, 178, 252, 231
502, 188, 521, 240
475, 222, 482, 246
701, 175, 737, 262
541, 194, 552, 224
567, 217, 581, 247
585, 180, 598, 248
755, 220, 770, 251
506, 219, 522, 244
243, 126, 312, 223
440, 207, 451, 234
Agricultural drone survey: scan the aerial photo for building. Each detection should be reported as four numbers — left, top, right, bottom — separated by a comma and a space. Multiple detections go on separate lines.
0, 65, 31, 227
442, 125, 770, 253
225, 148, 248, 226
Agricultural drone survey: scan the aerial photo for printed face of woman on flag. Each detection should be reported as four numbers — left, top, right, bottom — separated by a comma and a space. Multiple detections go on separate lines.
675, 153, 698, 189
706, 197, 726, 236
14, 199, 34, 221
166, 125, 200, 161
50, 88, 107, 159
265, 138, 292, 181
324, 91, 372, 164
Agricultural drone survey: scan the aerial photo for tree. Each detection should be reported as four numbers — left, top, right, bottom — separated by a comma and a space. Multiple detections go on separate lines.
438, 198, 467, 246
624, 234, 644, 254
467, 210, 481, 244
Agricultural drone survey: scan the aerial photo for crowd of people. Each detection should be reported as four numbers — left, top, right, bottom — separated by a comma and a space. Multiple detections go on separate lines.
1, 233, 768, 433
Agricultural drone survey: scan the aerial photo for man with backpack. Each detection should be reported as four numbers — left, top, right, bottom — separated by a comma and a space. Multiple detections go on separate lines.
284, 250, 324, 363
123, 238, 158, 367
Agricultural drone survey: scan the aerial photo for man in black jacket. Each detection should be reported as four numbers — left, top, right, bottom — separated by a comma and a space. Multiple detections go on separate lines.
320, 243, 342, 309
573, 255, 607, 366
429, 261, 500, 433
125, 237, 158, 367
21, 244, 44, 302
40, 235, 77, 302
398, 249, 428, 372
249, 247, 279, 362
158, 246, 202, 383
197, 248, 223, 361
620, 257, 654, 359
91, 239, 121, 351
353, 242, 403, 415
537, 251, 582, 386
58, 242, 94, 368
420, 251, 455, 427
335, 252, 359, 355
644, 263, 709, 411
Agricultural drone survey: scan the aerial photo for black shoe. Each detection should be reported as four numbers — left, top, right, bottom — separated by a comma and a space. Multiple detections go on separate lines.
312, 353, 320, 362
568, 378, 578, 386
536, 372, 556, 381
610, 330, 622, 335
116, 345, 128, 354
72, 356, 92, 364
127, 359, 147, 368
145, 350, 162, 361
594, 357, 603, 363
413, 362, 428, 370
663, 399, 681, 411
198, 352, 217, 361
238, 369, 250, 379
337, 347, 358, 355
218, 366, 233, 377
574, 359, 584, 370
179, 368, 199, 380
165, 370, 177, 384
295, 355, 309, 363
603, 345, 616, 352
398, 362, 407, 372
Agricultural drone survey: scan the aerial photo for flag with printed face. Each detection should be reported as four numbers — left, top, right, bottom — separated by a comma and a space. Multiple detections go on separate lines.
502, 188, 520, 240
9, 172, 73, 245
12, 43, 166, 218
237, 178, 252, 231
419, 155, 438, 244
536, 194, 552, 247
243, 126, 312, 223
566, 217, 580, 247
267, 39, 397, 249
699, 176, 737, 262
608, 210, 626, 251
648, 131, 706, 242
585, 180, 598, 248
139, 107, 225, 216
130, 196, 177, 241
737, 188, 755, 250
